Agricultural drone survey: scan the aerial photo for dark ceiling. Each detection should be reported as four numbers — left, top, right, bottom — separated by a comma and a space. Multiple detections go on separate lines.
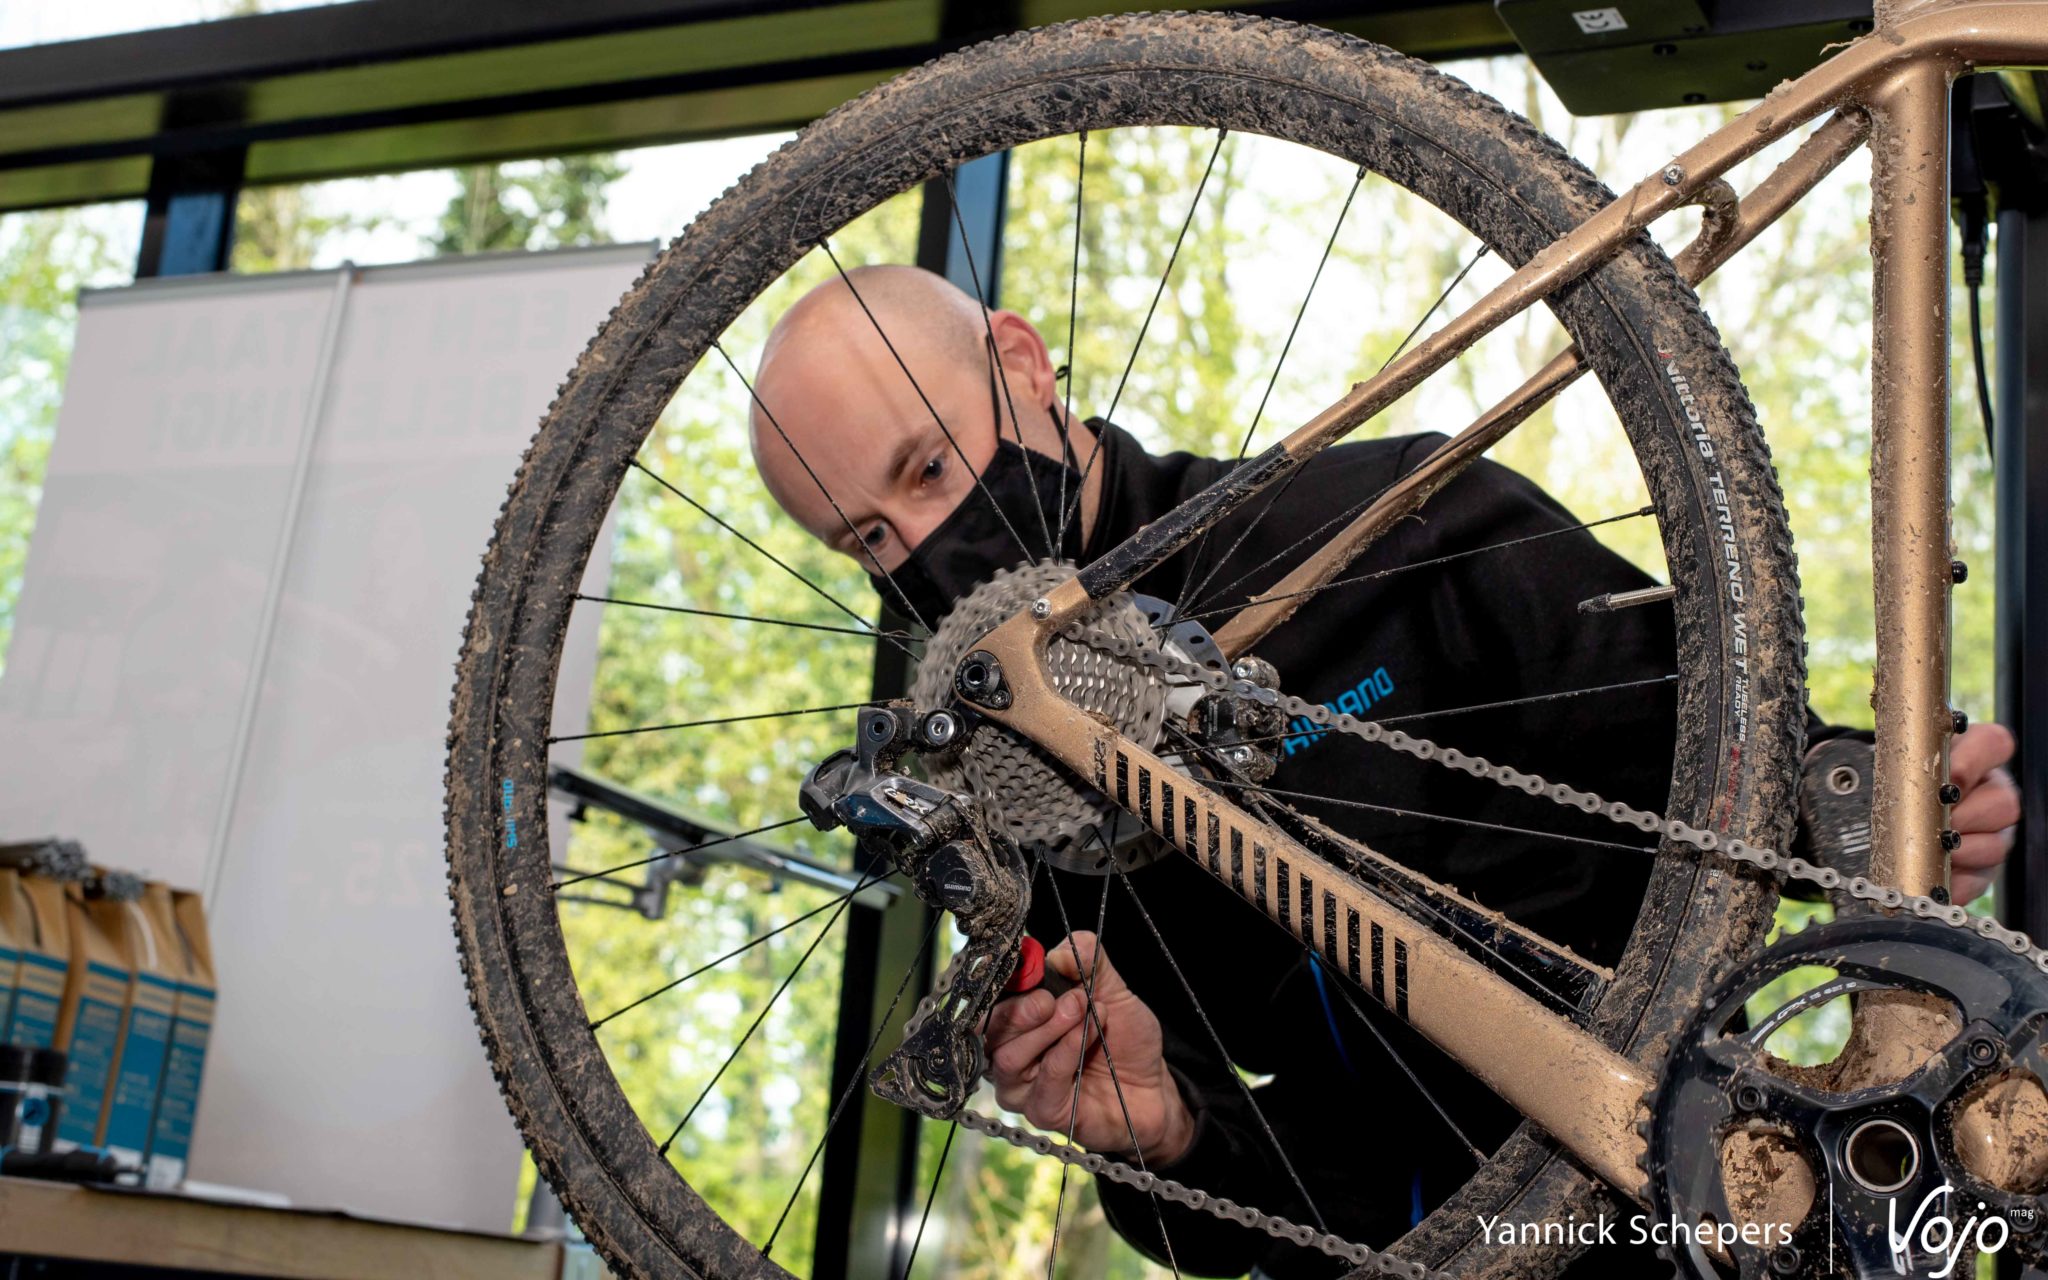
0, 0, 1879, 215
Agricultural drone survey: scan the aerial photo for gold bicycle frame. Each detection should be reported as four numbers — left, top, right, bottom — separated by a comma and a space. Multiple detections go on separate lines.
965, 0, 2048, 1197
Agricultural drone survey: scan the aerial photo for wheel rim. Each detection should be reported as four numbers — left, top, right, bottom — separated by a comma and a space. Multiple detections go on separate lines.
447, 17, 1798, 1278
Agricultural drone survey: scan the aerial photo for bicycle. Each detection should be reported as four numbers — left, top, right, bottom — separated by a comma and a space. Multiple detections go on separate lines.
444, 3, 2048, 1276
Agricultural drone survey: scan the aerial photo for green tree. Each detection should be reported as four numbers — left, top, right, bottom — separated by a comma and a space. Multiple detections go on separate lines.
430, 155, 628, 256
0, 208, 133, 674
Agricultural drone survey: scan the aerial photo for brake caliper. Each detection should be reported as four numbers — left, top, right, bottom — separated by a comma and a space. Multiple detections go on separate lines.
800, 703, 1030, 1118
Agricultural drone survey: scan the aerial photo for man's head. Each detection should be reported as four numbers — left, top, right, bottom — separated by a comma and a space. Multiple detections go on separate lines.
749, 265, 1096, 576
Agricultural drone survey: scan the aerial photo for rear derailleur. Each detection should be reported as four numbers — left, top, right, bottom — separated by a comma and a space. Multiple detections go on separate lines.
799, 702, 1029, 1119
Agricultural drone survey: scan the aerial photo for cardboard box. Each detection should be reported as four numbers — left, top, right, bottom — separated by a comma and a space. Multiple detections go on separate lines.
95, 881, 178, 1169
145, 889, 215, 1189
0, 868, 21, 1040
10, 872, 69, 1052
53, 881, 127, 1152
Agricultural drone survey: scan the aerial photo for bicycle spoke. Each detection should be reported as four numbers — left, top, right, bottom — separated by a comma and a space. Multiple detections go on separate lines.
1170, 241, 1492, 619
710, 339, 940, 636
1163, 725, 1588, 1020
575, 593, 917, 641
1377, 673, 1678, 727
554, 815, 811, 890
628, 458, 917, 659
586, 876, 865, 1029
944, 169, 1057, 558
899, 1121, 957, 1279
1062, 128, 1229, 545
1185, 675, 1680, 756
657, 865, 882, 1156
1177, 504, 1656, 629
1173, 166, 1367, 617
819, 239, 1035, 564
1107, 838, 1329, 1234
763, 912, 942, 1257
1313, 953, 1487, 1164
1055, 130, 1088, 542
1204, 775, 1655, 856
1044, 862, 1110, 1277
548, 701, 880, 745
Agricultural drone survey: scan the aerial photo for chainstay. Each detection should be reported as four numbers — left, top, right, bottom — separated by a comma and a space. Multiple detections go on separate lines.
892, 622, 2048, 1280
1061, 620, 2048, 977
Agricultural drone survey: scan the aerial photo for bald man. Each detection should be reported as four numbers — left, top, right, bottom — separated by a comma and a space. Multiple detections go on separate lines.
750, 266, 2019, 1277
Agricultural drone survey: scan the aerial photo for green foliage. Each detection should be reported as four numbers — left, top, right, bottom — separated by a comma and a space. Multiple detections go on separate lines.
430, 155, 629, 256
0, 208, 134, 675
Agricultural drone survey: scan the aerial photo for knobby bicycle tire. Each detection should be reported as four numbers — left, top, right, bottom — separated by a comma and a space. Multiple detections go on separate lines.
444, 13, 1808, 1277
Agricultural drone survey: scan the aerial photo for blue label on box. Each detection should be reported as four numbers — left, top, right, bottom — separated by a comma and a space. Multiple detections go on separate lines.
8, 954, 66, 1050
103, 972, 177, 1159
55, 961, 127, 1148
146, 982, 214, 1184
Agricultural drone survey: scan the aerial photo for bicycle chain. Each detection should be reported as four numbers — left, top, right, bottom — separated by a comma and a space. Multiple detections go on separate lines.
892, 621, 2048, 1280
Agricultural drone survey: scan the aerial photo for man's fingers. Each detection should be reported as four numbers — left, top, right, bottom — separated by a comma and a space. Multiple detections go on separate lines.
1951, 769, 2020, 839
988, 990, 1082, 1084
1024, 991, 1094, 1121
1953, 832, 2010, 871
1046, 931, 1125, 1001
1955, 868, 1996, 907
1951, 723, 2017, 792
985, 989, 1054, 1046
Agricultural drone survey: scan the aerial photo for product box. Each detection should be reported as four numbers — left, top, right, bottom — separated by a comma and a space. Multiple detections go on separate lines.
53, 880, 128, 1152
145, 889, 215, 1189
0, 868, 21, 1039
95, 880, 178, 1169
10, 872, 69, 1051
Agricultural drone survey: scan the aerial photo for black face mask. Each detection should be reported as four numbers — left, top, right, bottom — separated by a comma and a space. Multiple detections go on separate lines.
868, 437, 1085, 627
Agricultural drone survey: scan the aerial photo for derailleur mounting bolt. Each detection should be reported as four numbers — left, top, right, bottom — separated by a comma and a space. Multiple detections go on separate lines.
921, 710, 960, 749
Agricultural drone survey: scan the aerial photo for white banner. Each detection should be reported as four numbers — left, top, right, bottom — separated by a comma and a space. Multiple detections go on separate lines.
0, 243, 650, 1231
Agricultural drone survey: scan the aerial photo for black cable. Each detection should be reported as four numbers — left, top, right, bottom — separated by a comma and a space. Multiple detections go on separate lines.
1960, 196, 1995, 459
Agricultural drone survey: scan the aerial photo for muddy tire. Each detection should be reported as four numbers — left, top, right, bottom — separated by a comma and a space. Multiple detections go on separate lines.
444, 13, 1805, 1277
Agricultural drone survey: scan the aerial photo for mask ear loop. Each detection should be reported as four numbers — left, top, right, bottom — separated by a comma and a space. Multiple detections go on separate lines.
1049, 365, 1081, 471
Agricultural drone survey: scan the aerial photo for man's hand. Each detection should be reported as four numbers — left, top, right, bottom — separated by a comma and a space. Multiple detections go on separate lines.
983, 932, 1196, 1164
1952, 723, 2020, 905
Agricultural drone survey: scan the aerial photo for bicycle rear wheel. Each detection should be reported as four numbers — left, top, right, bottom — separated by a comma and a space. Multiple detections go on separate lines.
445, 14, 1806, 1277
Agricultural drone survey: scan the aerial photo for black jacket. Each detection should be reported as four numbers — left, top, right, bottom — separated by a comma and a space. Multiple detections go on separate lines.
1027, 422, 1695, 1277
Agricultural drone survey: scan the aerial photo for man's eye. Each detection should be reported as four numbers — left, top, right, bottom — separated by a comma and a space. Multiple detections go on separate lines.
862, 523, 889, 549
919, 456, 946, 484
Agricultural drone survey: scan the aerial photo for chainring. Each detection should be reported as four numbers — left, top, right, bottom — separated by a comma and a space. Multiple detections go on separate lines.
1646, 913, 2048, 1279
909, 560, 1167, 872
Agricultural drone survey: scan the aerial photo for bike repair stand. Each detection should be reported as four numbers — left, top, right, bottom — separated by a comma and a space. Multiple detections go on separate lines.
1953, 66, 2048, 1280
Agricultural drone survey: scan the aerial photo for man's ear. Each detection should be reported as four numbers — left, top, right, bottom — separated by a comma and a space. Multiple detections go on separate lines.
987, 308, 1057, 408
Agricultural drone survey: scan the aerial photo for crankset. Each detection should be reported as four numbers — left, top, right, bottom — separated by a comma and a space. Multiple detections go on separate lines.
1646, 913, 2048, 1280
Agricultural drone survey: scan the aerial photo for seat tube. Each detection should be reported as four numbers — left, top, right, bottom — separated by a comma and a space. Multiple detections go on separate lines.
1865, 54, 1956, 900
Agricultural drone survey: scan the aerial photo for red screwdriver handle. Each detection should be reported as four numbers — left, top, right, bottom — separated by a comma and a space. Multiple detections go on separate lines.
1004, 936, 1078, 999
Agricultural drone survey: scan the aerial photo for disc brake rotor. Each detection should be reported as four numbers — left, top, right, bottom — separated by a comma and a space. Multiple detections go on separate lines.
909, 560, 1167, 872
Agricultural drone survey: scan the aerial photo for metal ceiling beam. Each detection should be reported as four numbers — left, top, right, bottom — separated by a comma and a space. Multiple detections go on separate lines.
0, 0, 1511, 215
